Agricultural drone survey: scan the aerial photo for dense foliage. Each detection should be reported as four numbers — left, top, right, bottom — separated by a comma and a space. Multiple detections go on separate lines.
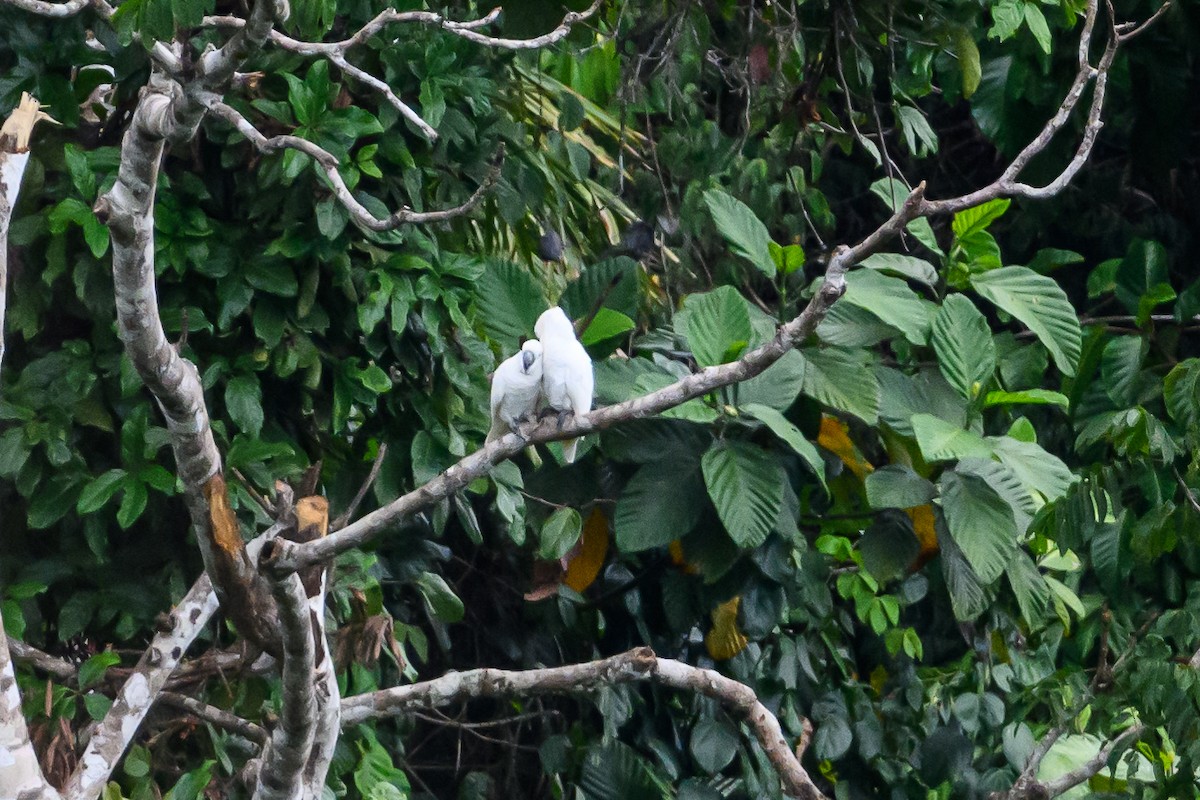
3, 0, 1200, 797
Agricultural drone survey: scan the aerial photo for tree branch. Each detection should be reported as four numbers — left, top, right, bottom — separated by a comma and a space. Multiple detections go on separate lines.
62, 575, 219, 800
996, 723, 1146, 800
159, 692, 268, 745
207, 100, 501, 230
0, 92, 63, 800
0, 0, 87, 17
341, 647, 825, 800
253, 573, 316, 800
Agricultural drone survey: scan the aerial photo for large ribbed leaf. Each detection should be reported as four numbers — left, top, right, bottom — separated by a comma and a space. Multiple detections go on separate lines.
703, 189, 775, 278
615, 461, 706, 552
939, 469, 1018, 584
956, 457, 1035, 534
800, 348, 880, 424
736, 350, 806, 410
676, 286, 753, 367
580, 742, 669, 800
970, 266, 1081, 376
1165, 358, 1200, 432
702, 441, 784, 548
1100, 336, 1144, 407
841, 270, 933, 345
742, 403, 827, 492
912, 414, 992, 461
858, 252, 938, 287
474, 258, 546, 350
941, 533, 989, 620
560, 256, 639, 320
987, 437, 1076, 505
932, 294, 995, 400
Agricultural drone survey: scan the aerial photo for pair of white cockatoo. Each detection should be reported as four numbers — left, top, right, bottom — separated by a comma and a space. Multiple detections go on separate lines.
487, 307, 594, 463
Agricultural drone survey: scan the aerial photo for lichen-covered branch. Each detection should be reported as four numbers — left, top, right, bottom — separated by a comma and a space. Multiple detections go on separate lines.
0, 0, 86, 17
253, 573, 316, 800
0, 92, 63, 800
207, 101, 500, 229
340, 647, 825, 800
160, 692, 268, 745
0, 606, 62, 800
62, 576, 219, 800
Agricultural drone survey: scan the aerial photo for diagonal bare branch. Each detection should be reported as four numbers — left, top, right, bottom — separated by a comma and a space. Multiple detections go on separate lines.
62, 576, 219, 800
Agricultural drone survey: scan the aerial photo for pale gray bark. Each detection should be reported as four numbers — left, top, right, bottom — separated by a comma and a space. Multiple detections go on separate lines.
341, 647, 825, 800
253, 574, 316, 800
0, 97, 62, 800
61, 576, 218, 800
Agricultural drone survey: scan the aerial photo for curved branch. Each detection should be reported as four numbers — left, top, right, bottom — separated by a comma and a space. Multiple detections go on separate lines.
160, 692, 269, 745
0, 0, 87, 17
340, 647, 825, 800
207, 101, 501, 230
62, 576, 219, 800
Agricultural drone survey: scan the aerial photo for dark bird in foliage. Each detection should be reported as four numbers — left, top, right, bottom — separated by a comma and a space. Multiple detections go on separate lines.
605, 219, 656, 261
538, 229, 564, 262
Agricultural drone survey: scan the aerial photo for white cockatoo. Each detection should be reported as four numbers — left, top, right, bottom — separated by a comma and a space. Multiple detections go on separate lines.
535, 306, 593, 463
487, 339, 544, 444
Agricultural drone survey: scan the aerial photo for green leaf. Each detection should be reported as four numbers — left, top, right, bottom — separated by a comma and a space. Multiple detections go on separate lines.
939, 470, 1018, 584
866, 465, 935, 509
983, 389, 1069, 410
474, 258, 546, 350
77, 469, 128, 514
581, 308, 636, 346
690, 719, 739, 774
580, 742, 667, 800
676, 286, 753, 367
1165, 359, 1200, 431
64, 144, 97, 199
1005, 551, 1050, 624
414, 572, 464, 623
615, 461, 706, 552
932, 295, 995, 400
989, 0, 1023, 39
1136, 282, 1175, 327
895, 105, 938, 156
164, 762, 214, 800
841, 270, 932, 346
953, 28, 982, 98
703, 189, 775, 277
951, 199, 1010, 240
1023, 2, 1052, 53
769, 242, 805, 275
987, 436, 1076, 505
117, 479, 149, 529
736, 350, 806, 411
84, 692, 114, 721
858, 512, 921, 583
800, 348, 880, 424
911, 414, 992, 461
857, 253, 938, 287
560, 257, 639, 322
538, 508, 582, 560
78, 651, 122, 689
970, 266, 1082, 376
956, 457, 1035, 534
58, 591, 96, 641
225, 375, 264, 437
702, 441, 784, 548
868, 178, 943, 255
1100, 336, 1144, 407
741, 403, 827, 492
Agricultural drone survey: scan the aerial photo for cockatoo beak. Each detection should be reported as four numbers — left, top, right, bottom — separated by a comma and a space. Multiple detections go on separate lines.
521, 349, 537, 373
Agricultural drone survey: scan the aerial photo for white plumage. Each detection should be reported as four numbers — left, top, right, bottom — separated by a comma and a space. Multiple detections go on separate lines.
535, 307, 594, 463
487, 339, 544, 444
